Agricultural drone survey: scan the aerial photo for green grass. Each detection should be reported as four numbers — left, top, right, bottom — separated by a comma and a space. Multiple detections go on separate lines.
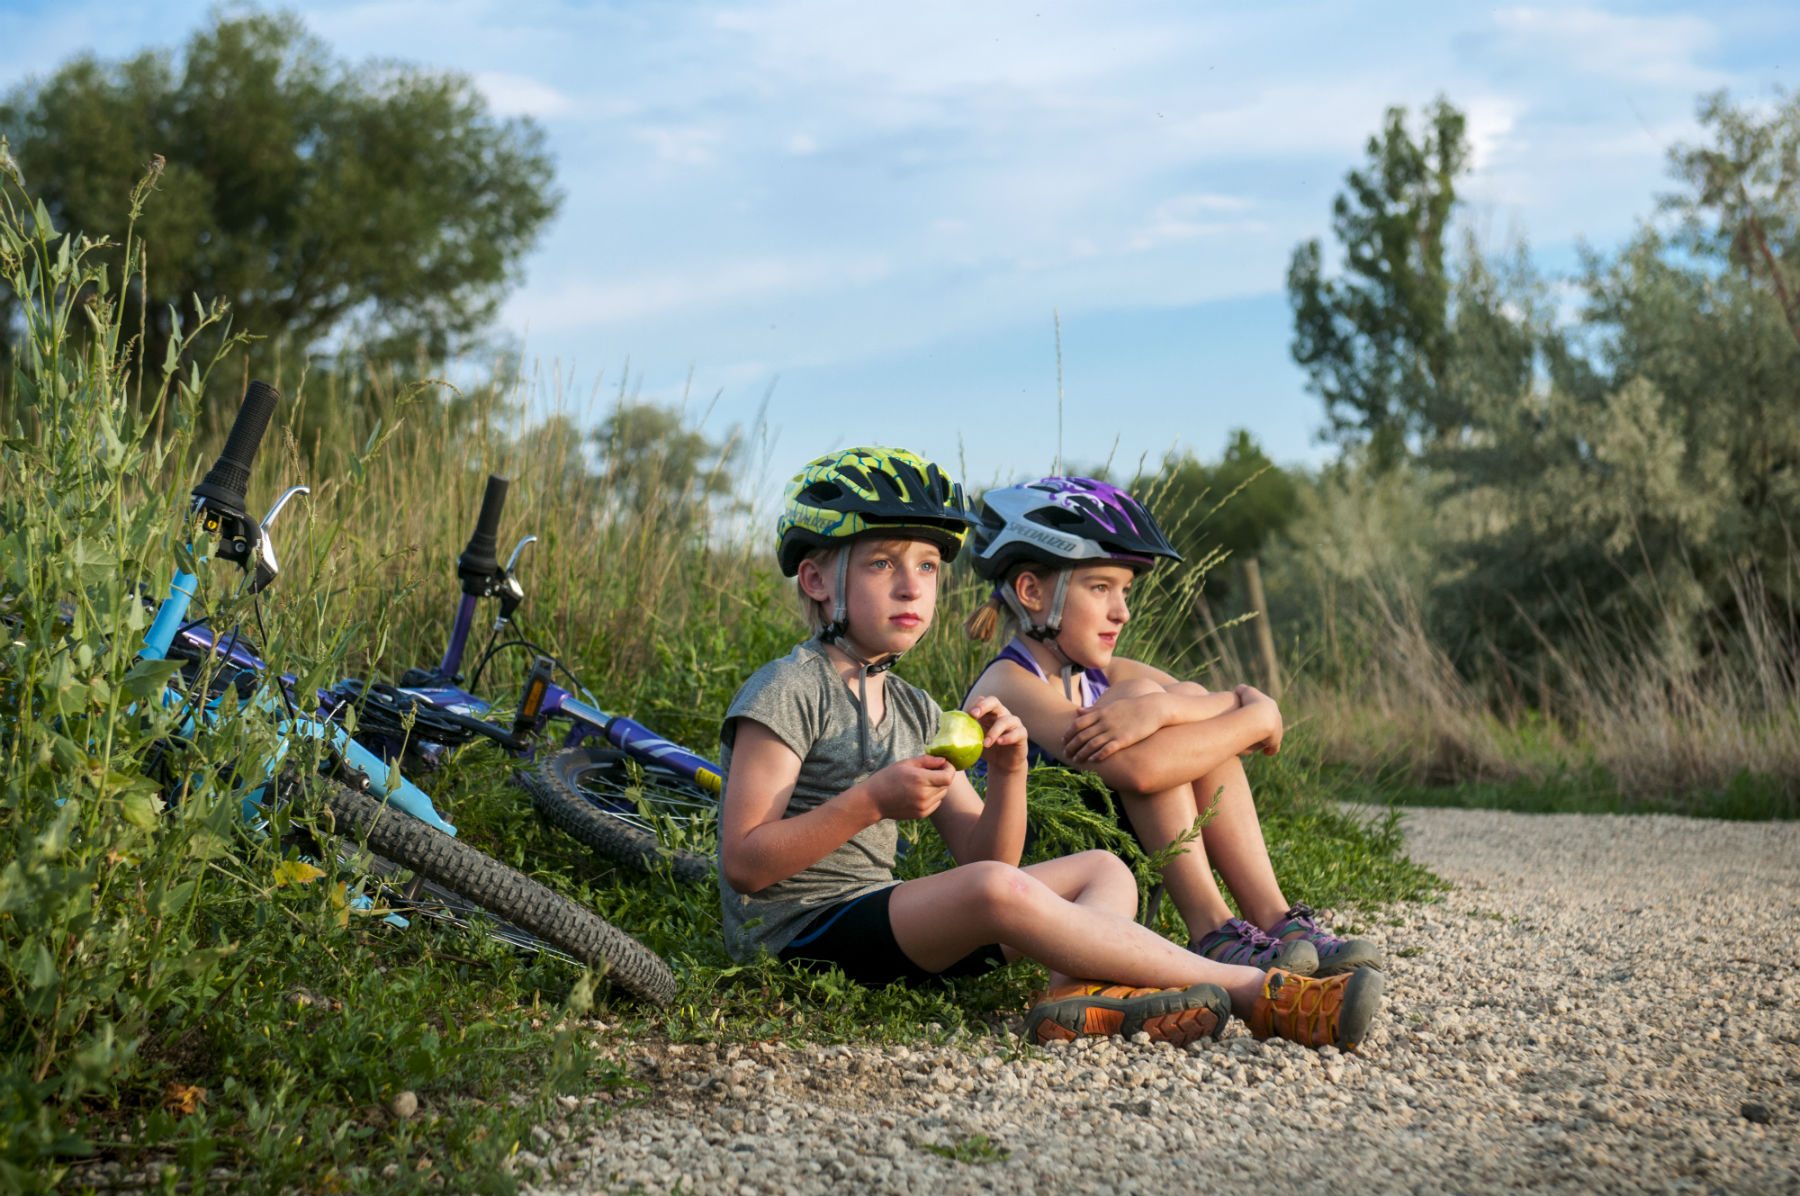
919, 1134, 1010, 1165
1333, 763, 1797, 821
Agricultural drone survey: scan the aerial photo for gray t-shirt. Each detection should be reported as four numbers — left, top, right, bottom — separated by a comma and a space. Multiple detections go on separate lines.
717, 637, 941, 960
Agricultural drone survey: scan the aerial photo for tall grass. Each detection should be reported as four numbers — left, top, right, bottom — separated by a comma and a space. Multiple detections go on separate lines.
1278, 532, 1800, 817
0, 159, 627, 1195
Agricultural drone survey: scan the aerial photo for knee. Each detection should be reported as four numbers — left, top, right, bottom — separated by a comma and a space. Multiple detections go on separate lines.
960, 860, 1040, 918
1099, 676, 1164, 704
1073, 849, 1140, 916
1168, 680, 1210, 698
1072, 849, 1134, 888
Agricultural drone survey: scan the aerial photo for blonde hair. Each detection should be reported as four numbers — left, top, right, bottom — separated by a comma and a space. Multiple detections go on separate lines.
794, 546, 841, 634
964, 563, 1053, 641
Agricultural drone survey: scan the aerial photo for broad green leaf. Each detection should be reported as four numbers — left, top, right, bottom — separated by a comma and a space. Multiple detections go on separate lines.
122, 658, 185, 700
121, 791, 164, 831
29, 941, 57, 989
272, 859, 326, 887
158, 880, 196, 918
186, 828, 231, 860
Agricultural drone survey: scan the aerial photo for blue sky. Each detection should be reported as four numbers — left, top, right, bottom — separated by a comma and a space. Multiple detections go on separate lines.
4, 1, 1797, 492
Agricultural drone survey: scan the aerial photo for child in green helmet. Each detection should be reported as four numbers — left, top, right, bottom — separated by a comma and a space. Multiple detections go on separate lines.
716, 447, 1383, 1050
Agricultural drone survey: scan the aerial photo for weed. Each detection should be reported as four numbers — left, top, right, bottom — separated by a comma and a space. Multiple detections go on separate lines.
920, 1134, 1010, 1165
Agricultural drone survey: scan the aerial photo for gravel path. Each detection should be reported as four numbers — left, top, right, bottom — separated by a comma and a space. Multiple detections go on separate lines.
521, 808, 1800, 1195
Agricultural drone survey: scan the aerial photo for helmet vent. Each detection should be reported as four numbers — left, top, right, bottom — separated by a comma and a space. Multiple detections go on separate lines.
804, 480, 844, 503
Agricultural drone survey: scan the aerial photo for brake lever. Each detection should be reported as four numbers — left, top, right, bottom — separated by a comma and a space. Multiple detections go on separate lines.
503, 535, 538, 574
249, 485, 311, 594
260, 486, 310, 531
494, 534, 538, 627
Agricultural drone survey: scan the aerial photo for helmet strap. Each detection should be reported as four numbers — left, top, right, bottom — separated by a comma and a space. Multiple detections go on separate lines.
1002, 571, 1081, 702
1009, 569, 1070, 640
822, 634, 898, 771
820, 549, 852, 643
1040, 636, 1081, 702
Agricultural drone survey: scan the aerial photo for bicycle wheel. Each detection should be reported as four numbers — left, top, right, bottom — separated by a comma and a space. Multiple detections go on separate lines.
524, 747, 717, 886
362, 848, 577, 961
316, 776, 677, 1005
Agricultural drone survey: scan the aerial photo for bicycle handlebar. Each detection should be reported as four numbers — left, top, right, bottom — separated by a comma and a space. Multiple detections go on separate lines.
193, 380, 280, 515
458, 474, 509, 589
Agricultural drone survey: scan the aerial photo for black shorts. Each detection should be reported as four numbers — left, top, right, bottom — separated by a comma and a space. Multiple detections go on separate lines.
778, 884, 1007, 988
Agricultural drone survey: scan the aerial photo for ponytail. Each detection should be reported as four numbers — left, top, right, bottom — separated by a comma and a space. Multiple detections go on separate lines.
965, 565, 1051, 641
964, 591, 1005, 641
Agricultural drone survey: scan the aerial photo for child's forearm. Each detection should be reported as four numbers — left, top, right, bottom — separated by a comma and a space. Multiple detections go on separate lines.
960, 765, 1027, 866
726, 787, 882, 894
1150, 688, 1240, 727
1092, 705, 1268, 795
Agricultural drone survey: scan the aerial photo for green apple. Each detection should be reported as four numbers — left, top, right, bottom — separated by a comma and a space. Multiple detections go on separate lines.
926, 709, 984, 770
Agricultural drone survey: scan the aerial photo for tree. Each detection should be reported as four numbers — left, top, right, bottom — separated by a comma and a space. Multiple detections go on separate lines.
1429, 225, 1799, 676
592, 401, 740, 534
0, 10, 559, 390
1666, 89, 1800, 347
1142, 431, 1299, 576
1287, 99, 1469, 467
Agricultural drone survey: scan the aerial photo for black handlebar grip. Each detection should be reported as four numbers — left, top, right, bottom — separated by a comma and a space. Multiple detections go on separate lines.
193, 380, 281, 513
457, 474, 509, 581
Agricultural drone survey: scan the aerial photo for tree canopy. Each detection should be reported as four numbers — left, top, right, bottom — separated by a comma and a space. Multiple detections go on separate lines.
1287, 99, 1468, 467
1279, 90, 1800, 682
592, 401, 742, 534
0, 10, 560, 383
1140, 431, 1300, 570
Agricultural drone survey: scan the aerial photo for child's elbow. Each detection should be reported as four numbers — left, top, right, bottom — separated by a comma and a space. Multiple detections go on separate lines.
1095, 752, 1151, 795
719, 846, 767, 895
721, 863, 763, 895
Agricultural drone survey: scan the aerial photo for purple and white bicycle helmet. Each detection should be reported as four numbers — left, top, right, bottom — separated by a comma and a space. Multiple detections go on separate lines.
970, 477, 1181, 639
970, 477, 1180, 578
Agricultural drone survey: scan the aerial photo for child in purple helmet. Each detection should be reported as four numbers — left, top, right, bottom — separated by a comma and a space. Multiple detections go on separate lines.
964, 476, 1384, 980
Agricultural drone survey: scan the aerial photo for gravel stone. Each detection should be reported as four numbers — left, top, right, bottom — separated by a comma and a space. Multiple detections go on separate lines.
520, 808, 1800, 1194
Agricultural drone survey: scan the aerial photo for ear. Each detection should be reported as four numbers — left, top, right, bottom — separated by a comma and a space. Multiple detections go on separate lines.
1013, 570, 1045, 612
796, 553, 836, 604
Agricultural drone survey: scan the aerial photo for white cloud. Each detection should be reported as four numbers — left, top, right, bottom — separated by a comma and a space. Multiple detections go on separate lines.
1127, 193, 1265, 252
1163, 78, 1422, 157
1462, 95, 1524, 174
472, 71, 570, 118
1489, 7, 1724, 87
785, 133, 819, 156
710, 0, 1178, 99
505, 256, 892, 333
633, 124, 723, 166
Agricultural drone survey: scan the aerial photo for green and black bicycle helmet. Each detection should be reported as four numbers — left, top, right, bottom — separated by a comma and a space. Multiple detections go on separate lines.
776, 447, 974, 577
777, 447, 975, 764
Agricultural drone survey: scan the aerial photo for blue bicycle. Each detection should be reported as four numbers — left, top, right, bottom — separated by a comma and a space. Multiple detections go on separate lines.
323, 474, 721, 885
141, 382, 677, 1004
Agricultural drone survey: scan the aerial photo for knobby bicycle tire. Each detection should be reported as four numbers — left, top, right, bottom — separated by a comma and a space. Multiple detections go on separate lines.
318, 777, 677, 1005
523, 747, 716, 886
362, 849, 577, 962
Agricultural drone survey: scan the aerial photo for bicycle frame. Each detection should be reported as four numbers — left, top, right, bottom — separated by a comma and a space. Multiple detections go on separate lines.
140, 396, 457, 837
338, 475, 723, 795
148, 605, 458, 836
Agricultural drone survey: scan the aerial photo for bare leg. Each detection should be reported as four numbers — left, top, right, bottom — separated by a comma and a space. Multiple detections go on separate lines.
1098, 676, 1290, 937
887, 855, 1266, 1012
1196, 755, 1291, 930
1114, 781, 1235, 935
1090, 675, 1237, 936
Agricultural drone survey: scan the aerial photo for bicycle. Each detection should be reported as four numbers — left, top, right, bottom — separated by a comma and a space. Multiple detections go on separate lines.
324, 474, 721, 886
141, 382, 677, 1003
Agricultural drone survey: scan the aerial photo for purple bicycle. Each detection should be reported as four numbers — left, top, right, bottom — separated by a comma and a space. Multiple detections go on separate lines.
325, 476, 719, 885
